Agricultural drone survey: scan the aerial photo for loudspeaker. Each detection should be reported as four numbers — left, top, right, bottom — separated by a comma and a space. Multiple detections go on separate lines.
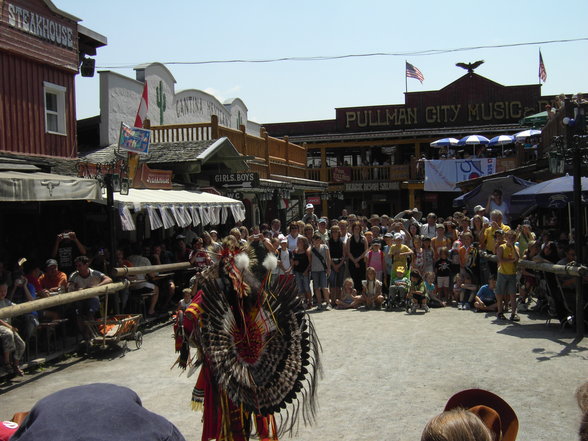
80, 57, 95, 77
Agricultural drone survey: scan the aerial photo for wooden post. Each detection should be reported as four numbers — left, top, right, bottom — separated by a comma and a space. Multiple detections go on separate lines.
0, 281, 129, 320
320, 147, 328, 182
211, 115, 219, 139
284, 136, 290, 176
240, 124, 248, 157
262, 129, 270, 178
408, 188, 415, 210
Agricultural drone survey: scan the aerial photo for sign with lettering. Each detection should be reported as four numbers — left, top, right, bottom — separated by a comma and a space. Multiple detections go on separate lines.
133, 164, 172, 189
424, 159, 496, 192
332, 167, 351, 182
344, 182, 400, 192
7, 3, 74, 49
211, 172, 259, 188
118, 123, 151, 155
336, 74, 541, 132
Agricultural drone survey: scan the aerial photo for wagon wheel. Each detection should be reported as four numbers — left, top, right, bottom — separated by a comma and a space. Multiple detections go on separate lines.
134, 331, 143, 349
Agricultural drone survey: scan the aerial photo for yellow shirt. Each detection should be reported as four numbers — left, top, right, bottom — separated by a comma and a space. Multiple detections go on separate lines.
498, 242, 518, 275
483, 223, 511, 253
388, 243, 411, 269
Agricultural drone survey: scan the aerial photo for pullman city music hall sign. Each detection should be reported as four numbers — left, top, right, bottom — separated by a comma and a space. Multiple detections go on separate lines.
337, 74, 542, 132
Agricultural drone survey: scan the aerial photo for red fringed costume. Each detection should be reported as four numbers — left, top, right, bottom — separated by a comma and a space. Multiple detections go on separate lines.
173, 238, 321, 441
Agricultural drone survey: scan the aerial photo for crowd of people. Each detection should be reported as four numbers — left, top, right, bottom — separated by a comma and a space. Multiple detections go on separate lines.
1, 197, 586, 377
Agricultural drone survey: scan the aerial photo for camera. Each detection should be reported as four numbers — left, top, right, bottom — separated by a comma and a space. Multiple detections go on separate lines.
61, 233, 71, 239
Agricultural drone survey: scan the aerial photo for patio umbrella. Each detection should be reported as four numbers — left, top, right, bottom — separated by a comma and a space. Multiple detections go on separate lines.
513, 129, 541, 141
520, 111, 548, 128
430, 138, 459, 147
452, 175, 534, 222
510, 175, 588, 209
488, 135, 515, 157
457, 135, 490, 146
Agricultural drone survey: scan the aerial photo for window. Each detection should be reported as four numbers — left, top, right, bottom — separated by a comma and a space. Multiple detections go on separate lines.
43, 82, 66, 135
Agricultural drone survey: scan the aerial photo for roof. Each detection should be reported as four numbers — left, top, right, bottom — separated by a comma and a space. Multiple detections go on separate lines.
0, 152, 80, 176
0, 171, 101, 202
286, 123, 523, 145
79, 138, 248, 170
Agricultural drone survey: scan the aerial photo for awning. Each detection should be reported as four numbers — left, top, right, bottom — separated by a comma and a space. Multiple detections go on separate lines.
113, 188, 245, 231
0, 171, 102, 202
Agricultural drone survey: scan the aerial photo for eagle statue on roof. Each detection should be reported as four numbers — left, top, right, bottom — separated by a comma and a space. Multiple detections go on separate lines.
456, 60, 485, 74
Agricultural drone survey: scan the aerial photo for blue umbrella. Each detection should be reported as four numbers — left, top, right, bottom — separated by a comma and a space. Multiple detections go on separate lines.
457, 135, 490, 146
488, 135, 515, 146
510, 175, 588, 209
430, 138, 459, 147
488, 135, 515, 157
513, 129, 541, 142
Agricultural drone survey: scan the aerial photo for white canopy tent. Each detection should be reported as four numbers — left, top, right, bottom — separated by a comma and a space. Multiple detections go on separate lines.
113, 188, 246, 231
0, 171, 102, 202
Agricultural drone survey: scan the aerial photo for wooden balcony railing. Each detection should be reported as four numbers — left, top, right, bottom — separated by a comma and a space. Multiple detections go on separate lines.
147, 115, 307, 179
306, 164, 411, 183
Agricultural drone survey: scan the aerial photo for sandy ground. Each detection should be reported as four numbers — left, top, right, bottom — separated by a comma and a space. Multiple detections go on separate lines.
1, 306, 586, 440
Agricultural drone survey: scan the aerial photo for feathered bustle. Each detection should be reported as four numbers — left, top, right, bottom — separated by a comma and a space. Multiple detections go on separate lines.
234, 252, 250, 271
262, 253, 278, 271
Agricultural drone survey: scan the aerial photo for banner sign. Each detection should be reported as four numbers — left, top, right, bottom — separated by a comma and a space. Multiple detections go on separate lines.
424, 159, 496, 192
133, 164, 172, 189
344, 182, 400, 192
332, 167, 352, 182
118, 123, 151, 155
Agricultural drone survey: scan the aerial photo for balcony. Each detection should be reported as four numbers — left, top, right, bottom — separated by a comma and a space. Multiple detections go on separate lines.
146, 116, 307, 179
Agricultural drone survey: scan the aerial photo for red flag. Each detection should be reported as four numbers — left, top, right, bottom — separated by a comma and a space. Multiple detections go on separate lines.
539, 50, 547, 83
134, 81, 148, 128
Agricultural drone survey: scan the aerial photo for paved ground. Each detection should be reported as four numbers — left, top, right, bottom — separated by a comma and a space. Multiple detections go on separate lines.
1, 307, 586, 440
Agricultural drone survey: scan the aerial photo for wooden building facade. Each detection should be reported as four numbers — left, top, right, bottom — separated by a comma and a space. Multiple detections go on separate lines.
0, 0, 106, 158
264, 72, 557, 218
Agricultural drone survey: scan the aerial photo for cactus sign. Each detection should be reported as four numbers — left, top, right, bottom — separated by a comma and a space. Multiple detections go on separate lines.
156, 80, 166, 125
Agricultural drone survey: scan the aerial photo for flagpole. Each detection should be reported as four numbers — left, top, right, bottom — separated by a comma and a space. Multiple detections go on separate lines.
538, 48, 541, 85
405, 60, 408, 94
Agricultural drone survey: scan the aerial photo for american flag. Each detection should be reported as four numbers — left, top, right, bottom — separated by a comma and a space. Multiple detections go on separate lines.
406, 62, 424, 83
539, 50, 547, 83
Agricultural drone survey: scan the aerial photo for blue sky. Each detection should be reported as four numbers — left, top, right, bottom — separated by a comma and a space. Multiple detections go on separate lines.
57, 0, 588, 124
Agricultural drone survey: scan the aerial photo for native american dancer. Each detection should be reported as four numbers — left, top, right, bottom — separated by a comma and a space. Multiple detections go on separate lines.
173, 235, 321, 441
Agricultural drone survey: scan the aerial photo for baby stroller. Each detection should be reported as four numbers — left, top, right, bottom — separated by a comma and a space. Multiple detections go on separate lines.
386, 283, 408, 311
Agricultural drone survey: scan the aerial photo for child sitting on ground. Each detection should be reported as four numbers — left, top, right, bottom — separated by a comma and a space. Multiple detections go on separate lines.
387, 266, 409, 310
458, 273, 478, 310
473, 275, 498, 312
425, 271, 445, 308
360, 266, 384, 309
336, 278, 361, 309
407, 271, 429, 313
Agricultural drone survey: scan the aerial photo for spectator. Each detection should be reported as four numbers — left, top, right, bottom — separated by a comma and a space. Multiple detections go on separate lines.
496, 230, 520, 321
516, 220, 536, 260
127, 246, 159, 317
422, 407, 492, 441
474, 274, 498, 312
302, 204, 318, 228
432, 224, 452, 261
286, 222, 300, 252
486, 189, 510, 225
420, 213, 438, 239
51, 230, 86, 277
328, 226, 345, 306
0, 281, 25, 376
309, 234, 331, 310
336, 278, 360, 309
316, 218, 330, 243
277, 238, 293, 279
346, 222, 368, 292
407, 271, 429, 313
38, 259, 67, 297
292, 236, 311, 309
270, 219, 282, 238
434, 247, 452, 304
359, 267, 384, 309
365, 240, 385, 283
68, 255, 113, 321
481, 210, 510, 277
